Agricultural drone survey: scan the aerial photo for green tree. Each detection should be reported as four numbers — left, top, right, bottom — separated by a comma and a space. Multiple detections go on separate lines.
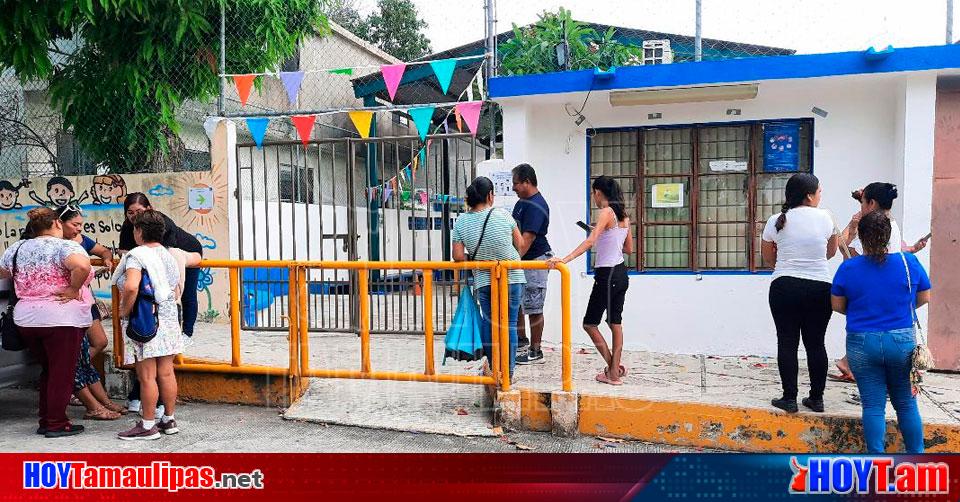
366, 0, 431, 61
326, 0, 370, 40
499, 8, 642, 76
0, 0, 329, 173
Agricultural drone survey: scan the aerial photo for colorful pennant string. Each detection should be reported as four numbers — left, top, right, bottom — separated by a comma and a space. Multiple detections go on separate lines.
348, 111, 374, 139
429, 59, 458, 95
455, 101, 483, 136
245, 118, 269, 149
279, 71, 305, 105
381, 64, 407, 102
408, 106, 436, 142
233, 74, 256, 107
291, 115, 317, 146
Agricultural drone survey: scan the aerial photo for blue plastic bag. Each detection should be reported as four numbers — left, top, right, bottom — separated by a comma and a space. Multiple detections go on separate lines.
443, 287, 484, 362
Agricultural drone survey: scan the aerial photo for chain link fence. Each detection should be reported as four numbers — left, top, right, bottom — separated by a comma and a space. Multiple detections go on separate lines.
0, 1, 956, 178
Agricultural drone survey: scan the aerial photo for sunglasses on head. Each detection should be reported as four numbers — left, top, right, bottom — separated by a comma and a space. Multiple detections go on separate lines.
57, 203, 83, 218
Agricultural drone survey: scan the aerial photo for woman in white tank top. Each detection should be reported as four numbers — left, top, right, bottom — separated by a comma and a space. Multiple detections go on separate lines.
548, 176, 633, 385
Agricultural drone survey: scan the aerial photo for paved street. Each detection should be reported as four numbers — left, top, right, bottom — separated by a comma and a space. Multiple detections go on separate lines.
0, 388, 715, 453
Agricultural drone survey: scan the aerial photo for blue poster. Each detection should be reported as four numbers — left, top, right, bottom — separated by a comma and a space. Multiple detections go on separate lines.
764, 122, 800, 172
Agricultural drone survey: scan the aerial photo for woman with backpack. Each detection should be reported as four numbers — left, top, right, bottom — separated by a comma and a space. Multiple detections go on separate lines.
113, 210, 199, 440
451, 176, 526, 377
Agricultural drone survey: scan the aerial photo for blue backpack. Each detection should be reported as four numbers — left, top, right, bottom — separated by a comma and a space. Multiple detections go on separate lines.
126, 270, 159, 344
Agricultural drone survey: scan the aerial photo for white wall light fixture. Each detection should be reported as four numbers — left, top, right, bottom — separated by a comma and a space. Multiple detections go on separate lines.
609, 83, 759, 107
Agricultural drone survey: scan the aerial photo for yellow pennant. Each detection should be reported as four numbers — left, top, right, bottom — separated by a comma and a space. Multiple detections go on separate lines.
348, 111, 374, 139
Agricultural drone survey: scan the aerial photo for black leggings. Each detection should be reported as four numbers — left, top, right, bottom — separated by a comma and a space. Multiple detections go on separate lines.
583, 264, 629, 326
768, 276, 832, 400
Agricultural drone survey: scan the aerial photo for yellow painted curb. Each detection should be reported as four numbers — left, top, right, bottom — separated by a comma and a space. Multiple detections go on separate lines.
518, 390, 960, 453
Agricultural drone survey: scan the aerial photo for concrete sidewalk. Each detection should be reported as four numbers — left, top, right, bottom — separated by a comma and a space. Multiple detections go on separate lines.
0, 389, 709, 453
104, 322, 960, 452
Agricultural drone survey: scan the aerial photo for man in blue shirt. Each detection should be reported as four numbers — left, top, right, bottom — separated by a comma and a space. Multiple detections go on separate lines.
511, 164, 551, 364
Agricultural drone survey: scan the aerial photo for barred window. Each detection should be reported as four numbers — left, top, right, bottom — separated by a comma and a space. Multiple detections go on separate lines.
587, 120, 812, 272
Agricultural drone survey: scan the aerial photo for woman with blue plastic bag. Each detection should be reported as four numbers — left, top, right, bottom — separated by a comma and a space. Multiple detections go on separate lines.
451, 177, 526, 378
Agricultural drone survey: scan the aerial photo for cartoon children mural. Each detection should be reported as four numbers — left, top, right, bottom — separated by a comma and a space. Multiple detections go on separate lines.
29, 176, 89, 207
0, 180, 29, 210
90, 174, 127, 205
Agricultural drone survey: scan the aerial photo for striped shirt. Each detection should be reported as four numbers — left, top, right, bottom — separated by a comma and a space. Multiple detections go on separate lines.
452, 208, 526, 289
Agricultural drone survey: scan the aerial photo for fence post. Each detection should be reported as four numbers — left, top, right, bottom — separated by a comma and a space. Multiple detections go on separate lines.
358, 267, 371, 373
287, 266, 300, 401
298, 266, 309, 377
498, 263, 511, 390
559, 263, 573, 392
489, 265, 501, 388
423, 271, 435, 375
229, 266, 241, 367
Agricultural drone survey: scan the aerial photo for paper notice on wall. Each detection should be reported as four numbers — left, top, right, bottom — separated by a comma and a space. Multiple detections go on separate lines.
709, 160, 748, 172
490, 171, 514, 197
651, 183, 684, 208
188, 185, 215, 212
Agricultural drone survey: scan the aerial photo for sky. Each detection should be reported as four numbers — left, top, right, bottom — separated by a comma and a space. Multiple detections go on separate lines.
351, 0, 954, 55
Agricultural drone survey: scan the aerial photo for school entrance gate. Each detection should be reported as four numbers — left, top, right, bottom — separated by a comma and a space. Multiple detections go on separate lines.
233, 132, 484, 336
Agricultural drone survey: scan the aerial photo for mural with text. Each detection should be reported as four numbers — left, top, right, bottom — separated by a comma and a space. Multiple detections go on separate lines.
0, 162, 230, 320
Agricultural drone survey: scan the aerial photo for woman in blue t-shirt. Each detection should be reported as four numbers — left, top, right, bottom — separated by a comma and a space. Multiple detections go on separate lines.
831, 211, 931, 453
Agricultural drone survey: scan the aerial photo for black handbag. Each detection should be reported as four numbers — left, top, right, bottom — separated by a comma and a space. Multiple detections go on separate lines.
1, 245, 25, 351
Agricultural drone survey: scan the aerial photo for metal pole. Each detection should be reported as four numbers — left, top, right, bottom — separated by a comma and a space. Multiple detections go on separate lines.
695, 0, 703, 61
948, 0, 955, 44
485, 0, 498, 159
218, 0, 226, 115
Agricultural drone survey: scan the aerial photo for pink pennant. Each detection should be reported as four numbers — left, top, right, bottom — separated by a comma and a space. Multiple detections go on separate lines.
418, 191, 428, 205
381, 64, 407, 102
455, 101, 483, 136
291, 115, 316, 147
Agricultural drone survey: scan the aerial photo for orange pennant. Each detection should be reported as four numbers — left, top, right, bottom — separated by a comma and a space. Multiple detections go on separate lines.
454, 107, 463, 132
233, 74, 256, 107
291, 115, 317, 147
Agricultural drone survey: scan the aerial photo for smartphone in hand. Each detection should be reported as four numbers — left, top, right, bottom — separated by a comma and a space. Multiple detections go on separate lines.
576, 220, 592, 233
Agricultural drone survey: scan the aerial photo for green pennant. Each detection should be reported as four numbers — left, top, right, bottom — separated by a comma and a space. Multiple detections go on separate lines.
329, 68, 353, 76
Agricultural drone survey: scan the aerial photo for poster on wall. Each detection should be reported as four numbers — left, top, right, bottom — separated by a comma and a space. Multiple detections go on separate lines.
763, 122, 800, 172
651, 183, 684, 208
489, 171, 513, 197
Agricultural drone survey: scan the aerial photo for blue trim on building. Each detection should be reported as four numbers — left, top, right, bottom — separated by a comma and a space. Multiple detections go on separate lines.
490, 44, 960, 99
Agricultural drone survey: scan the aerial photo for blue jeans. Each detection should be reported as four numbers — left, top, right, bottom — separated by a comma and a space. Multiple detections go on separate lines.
475, 284, 523, 378
846, 328, 924, 454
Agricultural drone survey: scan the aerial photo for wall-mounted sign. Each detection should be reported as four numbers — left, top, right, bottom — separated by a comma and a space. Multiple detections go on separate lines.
651, 183, 684, 208
764, 122, 800, 172
188, 184, 214, 214
709, 160, 748, 172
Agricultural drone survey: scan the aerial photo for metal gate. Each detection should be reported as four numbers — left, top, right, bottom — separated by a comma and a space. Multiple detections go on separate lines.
234, 132, 484, 335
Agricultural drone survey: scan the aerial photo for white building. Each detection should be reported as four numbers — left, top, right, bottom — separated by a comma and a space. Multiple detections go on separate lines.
490, 44, 960, 360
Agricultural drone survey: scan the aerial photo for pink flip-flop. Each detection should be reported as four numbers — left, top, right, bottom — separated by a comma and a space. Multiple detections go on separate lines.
596, 370, 623, 386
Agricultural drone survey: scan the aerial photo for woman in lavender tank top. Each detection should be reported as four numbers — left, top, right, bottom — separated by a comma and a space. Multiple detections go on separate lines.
548, 176, 633, 385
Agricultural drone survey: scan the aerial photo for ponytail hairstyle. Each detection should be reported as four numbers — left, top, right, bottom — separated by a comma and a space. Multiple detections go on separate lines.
858, 210, 892, 263
592, 176, 626, 221
775, 173, 820, 232
465, 176, 494, 208
861, 182, 898, 211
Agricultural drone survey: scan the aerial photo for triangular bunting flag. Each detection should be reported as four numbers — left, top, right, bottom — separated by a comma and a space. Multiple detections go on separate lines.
329, 68, 353, 76
418, 191, 428, 205
291, 115, 317, 147
466, 79, 474, 101
233, 74, 256, 107
279, 71, 305, 105
348, 111, 374, 139
412, 153, 419, 172
418, 147, 426, 171
454, 107, 463, 132
381, 64, 407, 101
456, 101, 483, 136
408, 106, 436, 142
383, 184, 393, 202
429, 59, 457, 95
245, 118, 269, 149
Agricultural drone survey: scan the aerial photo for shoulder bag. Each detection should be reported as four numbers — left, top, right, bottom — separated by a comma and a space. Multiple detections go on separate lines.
900, 252, 934, 388
0, 244, 24, 351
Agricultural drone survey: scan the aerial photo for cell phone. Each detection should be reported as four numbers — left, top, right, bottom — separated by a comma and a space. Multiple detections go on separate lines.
576, 220, 592, 233
919, 232, 932, 242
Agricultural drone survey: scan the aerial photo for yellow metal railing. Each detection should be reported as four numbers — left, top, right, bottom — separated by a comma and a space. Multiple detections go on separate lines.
110, 259, 573, 393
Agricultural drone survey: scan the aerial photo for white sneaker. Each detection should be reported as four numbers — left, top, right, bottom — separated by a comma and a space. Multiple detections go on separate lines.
127, 400, 141, 413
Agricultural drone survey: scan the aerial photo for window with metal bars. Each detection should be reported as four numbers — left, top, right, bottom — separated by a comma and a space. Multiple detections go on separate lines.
587, 119, 812, 273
